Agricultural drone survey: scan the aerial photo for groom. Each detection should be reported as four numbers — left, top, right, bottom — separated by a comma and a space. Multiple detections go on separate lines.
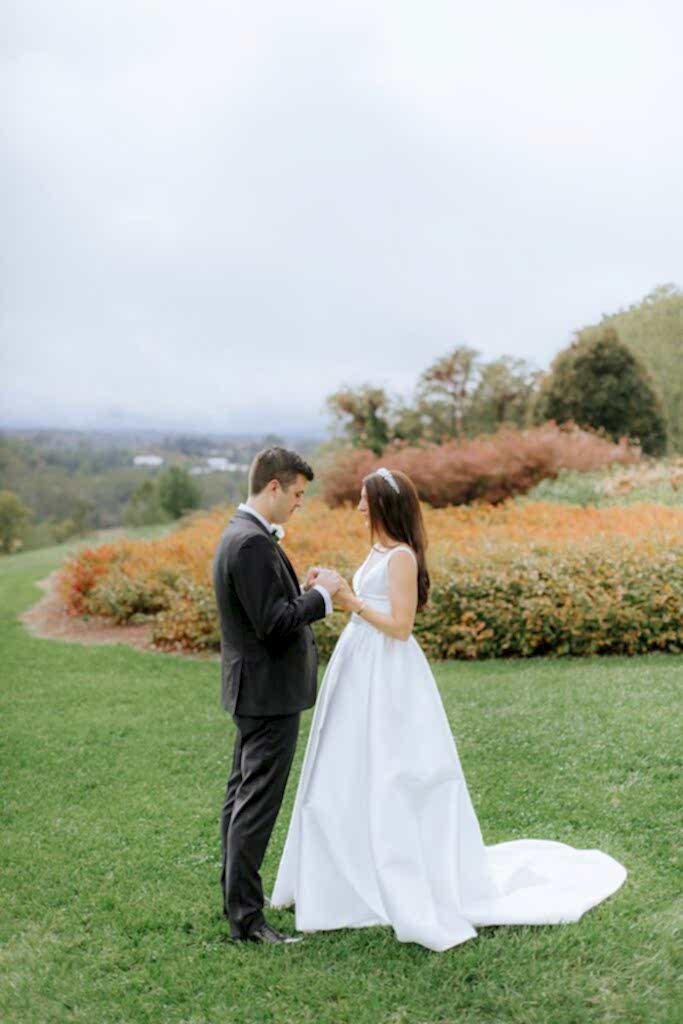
212, 446, 341, 945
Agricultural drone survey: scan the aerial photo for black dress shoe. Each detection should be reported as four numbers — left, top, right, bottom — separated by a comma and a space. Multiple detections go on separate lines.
233, 922, 303, 945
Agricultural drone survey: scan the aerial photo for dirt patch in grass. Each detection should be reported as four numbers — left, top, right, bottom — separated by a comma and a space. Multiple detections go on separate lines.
20, 570, 157, 651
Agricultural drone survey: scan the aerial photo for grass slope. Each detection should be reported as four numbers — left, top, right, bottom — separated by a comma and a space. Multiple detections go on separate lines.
1, 541, 681, 1024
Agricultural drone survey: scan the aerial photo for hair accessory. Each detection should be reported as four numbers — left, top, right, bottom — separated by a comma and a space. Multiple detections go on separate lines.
375, 467, 400, 494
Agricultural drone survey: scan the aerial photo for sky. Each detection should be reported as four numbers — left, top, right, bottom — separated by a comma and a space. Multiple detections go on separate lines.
2, 0, 682, 436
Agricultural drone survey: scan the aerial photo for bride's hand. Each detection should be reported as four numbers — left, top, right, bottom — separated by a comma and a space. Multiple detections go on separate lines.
333, 576, 355, 611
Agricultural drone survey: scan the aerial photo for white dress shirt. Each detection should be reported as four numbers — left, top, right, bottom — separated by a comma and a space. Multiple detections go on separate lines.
237, 502, 333, 616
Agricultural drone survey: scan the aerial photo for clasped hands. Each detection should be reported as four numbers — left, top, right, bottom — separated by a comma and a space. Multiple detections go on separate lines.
303, 566, 356, 612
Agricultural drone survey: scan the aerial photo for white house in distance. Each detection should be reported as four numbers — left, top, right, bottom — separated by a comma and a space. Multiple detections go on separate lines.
133, 454, 164, 467
207, 457, 231, 471
207, 457, 249, 472
189, 457, 250, 475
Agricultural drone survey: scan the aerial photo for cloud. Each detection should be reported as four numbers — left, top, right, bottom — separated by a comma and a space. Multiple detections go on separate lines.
3, 1, 682, 432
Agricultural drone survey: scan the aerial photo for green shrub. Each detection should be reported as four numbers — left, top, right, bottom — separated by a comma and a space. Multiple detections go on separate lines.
88, 569, 172, 622
151, 581, 220, 652
412, 544, 683, 660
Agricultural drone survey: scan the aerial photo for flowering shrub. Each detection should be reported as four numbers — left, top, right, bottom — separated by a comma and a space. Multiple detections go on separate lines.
57, 499, 683, 659
57, 543, 131, 615
57, 509, 225, 620
320, 422, 640, 507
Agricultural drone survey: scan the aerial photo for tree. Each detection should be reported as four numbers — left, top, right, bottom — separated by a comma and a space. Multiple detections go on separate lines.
70, 497, 94, 535
326, 385, 391, 454
0, 490, 31, 553
389, 397, 434, 444
157, 466, 202, 519
124, 480, 168, 526
533, 326, 668, 455
416, 346, 480, 439
467, 356, 541, 434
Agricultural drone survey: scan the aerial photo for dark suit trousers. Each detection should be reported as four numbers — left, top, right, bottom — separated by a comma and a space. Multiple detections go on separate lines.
220, 712, 300, 938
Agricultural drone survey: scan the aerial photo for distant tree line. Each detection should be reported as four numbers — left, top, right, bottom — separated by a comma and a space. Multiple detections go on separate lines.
327, 350, 542, 453
327, 285, 679, 457
0, 434, 271, 554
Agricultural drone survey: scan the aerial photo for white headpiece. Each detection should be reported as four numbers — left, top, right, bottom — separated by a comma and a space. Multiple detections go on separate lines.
375, 467, 400, 494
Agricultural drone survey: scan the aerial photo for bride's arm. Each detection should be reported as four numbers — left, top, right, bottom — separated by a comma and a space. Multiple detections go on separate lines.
337, 550, 418, 641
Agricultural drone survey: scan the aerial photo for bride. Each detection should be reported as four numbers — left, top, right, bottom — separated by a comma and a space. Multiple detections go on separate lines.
270, 467, 627, 952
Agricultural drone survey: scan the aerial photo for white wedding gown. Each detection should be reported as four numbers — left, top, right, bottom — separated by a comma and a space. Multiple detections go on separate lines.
270, 545, 627, 952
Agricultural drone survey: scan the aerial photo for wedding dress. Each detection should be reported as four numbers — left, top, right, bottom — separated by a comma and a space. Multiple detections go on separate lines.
270, 545, 627, 952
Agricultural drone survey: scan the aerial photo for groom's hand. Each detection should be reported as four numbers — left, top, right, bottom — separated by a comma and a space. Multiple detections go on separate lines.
302, 566, 322, 592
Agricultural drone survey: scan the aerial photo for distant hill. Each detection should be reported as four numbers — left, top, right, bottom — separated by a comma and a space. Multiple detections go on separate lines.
0, 429, 325, 551
0, 427, 324, 457
580, 284, 683, 452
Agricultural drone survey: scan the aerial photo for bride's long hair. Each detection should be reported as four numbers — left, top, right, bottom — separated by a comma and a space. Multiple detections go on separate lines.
362, 469, 431, 610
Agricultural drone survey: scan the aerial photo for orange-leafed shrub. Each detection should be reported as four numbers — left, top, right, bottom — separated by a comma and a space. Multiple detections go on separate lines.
320, 422, 640, 507
56, 499, 683, 660
56, 543, 130, 615
57, 509, 227, 620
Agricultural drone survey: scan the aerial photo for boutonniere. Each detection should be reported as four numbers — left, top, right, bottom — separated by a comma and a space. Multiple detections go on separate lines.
270, 524, 285, 544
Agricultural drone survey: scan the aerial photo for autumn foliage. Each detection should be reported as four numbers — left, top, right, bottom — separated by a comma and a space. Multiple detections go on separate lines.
57, 497, 683, 660
320, 422, 640, 507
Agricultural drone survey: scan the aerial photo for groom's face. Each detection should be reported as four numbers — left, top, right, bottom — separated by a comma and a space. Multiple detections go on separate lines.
270, 474, 308, 524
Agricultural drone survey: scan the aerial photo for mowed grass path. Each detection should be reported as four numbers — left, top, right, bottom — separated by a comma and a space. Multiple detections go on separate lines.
1, 541, 681, 1024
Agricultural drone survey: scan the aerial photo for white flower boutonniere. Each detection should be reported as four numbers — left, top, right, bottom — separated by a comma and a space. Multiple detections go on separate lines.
270, 524, 286, 544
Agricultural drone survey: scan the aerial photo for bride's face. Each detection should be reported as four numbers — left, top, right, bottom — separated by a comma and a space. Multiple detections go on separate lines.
357, 485, 369, 529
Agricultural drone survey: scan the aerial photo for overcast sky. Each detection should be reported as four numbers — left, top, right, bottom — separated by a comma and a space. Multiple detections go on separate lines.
2, 1, 682, 436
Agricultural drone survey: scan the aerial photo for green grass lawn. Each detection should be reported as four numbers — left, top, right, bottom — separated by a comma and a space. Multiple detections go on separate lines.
1, 542, 681, 1024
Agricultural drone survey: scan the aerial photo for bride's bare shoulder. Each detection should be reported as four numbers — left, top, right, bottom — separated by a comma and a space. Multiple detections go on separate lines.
386, 546, 418, 570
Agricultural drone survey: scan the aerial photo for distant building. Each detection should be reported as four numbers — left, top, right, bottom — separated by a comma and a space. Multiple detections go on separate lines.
190, 457, 250, 475
206, 457, 249, 472
134, 455, 164, 467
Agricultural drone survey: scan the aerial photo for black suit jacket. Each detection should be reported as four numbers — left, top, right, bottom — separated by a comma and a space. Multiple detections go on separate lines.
212, 509, 327, 716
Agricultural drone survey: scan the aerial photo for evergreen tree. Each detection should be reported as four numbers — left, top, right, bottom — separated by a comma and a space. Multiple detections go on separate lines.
533, 326, 668, 455
157, 466, 202, 519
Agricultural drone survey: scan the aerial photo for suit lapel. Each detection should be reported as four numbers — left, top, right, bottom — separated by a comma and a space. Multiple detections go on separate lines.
275, 543, 301, 594
233, 509, 300, 594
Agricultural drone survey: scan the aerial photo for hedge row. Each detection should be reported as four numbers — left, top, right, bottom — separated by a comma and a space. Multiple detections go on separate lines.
57, 500, 683, 660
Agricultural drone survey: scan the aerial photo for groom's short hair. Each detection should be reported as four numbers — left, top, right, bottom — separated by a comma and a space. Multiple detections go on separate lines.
249, 447, 314, 495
